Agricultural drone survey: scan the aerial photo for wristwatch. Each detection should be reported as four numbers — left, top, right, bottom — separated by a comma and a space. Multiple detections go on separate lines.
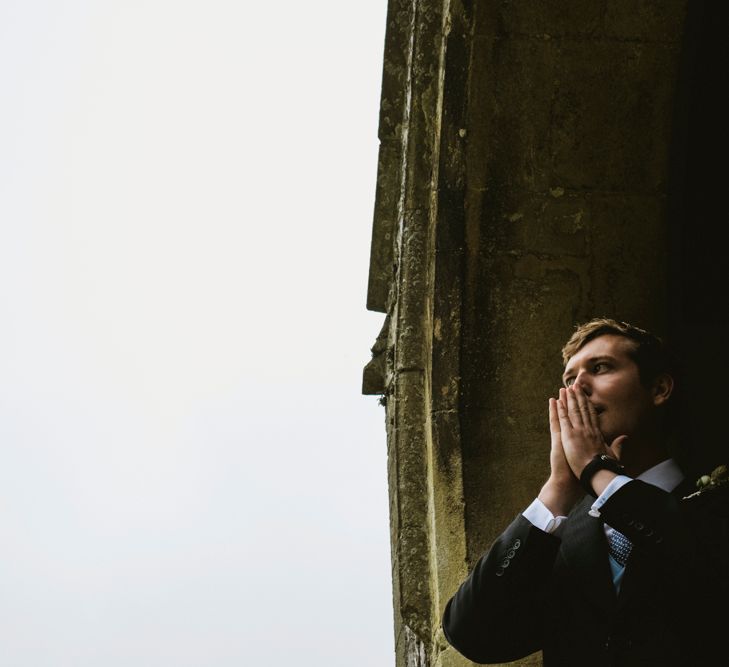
579, 453, 625, 498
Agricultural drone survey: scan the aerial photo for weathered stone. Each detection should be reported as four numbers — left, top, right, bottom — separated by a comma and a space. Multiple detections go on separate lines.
475, 0, 603, 38
603, 1, 688, 42
362, 1, 723, 665
467, 35, 556, 193
549, 41, 681, 192
368, 141, 403, 313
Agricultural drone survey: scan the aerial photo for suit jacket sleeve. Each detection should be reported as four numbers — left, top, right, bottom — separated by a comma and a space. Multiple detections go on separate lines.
441, 514, 561, 664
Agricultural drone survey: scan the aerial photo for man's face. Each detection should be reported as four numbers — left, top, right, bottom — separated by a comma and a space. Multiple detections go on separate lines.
561, 334, 659, 443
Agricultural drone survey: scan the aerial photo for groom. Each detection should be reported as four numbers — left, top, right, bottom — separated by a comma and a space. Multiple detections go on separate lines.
442, 318, 729, 666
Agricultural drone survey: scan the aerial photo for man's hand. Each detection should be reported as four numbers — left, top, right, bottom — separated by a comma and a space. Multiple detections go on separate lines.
556, 385, 627, 478
537, 397, 584, 516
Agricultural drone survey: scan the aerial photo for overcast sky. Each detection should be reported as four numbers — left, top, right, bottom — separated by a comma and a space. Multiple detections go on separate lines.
0, 2, 392, 665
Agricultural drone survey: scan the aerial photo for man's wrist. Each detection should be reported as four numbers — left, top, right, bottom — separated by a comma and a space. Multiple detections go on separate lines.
590, 469, 619, 497
538, 478, 582, 517
579, 454, 625, 497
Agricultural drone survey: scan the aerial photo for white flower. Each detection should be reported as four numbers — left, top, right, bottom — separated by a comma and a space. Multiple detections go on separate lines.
682, 464, 728, 500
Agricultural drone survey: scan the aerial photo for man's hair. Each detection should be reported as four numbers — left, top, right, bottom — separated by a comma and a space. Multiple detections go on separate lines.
561, 318, 678, 387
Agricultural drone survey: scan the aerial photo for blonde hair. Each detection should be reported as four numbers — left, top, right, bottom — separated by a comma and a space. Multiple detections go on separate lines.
561, 318, 674, 386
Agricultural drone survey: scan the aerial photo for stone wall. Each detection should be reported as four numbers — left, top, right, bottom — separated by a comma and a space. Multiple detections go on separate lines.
363, 2, 726, 666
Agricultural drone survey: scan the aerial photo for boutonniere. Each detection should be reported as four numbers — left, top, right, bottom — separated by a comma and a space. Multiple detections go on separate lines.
682, 464, 728, 500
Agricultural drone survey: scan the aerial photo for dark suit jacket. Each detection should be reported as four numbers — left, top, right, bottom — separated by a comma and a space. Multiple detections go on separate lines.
442, 478, 729, 666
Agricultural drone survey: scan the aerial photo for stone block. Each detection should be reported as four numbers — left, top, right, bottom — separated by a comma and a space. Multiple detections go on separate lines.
367, 140, 400, 313
378, 0, 415, 142
475, 0, 603, 39
394, 210, 429, 371
467, 36, 555, 193
468, 188, 590, 257
603, 0, 688, 42
550, 40, 681, 192
586, 194, 669, 326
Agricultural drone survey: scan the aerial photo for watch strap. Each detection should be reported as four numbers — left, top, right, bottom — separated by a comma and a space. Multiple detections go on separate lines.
579, 453, 625, 498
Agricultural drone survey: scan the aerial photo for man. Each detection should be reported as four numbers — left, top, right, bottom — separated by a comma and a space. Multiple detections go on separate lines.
442, 318, 728, 666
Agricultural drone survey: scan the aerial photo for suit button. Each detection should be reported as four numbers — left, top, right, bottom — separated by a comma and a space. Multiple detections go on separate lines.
605, 634, 633, 651
495, 567, 504, 577
507, 549, 515, 558
513, 539, 521, 549
501, 558, 510, 568
635, 521, 644, 531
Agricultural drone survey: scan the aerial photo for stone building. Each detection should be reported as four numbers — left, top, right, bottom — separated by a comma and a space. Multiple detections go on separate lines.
362, 1, 727, 666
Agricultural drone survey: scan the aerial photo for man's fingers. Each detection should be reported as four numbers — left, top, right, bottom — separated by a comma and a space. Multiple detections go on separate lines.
585, 393, 600, 430
572, 386, 593, 427
556, 390, 572, 430
549, 398, 561, 434
565, 386, 582, 427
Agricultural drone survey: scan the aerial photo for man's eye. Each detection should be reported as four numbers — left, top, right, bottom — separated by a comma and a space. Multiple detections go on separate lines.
594, 363, 608, 373
565, 377, 575, 387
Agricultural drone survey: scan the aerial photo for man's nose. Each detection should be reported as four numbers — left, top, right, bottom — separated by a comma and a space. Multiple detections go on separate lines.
573, 373, 592, 395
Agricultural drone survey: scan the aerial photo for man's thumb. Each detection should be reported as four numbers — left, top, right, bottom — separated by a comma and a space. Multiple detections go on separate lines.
609, 435, 629, 452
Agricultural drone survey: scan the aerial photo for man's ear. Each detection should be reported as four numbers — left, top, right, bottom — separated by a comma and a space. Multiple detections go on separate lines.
651, 373, 674, 406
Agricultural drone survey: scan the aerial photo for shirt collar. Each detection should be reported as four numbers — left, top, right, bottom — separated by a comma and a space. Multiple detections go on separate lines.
636, 458, 684, 492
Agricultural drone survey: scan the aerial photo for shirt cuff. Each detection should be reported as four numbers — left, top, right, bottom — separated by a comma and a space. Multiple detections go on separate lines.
588, 474, 632, 517
523, 498, 567, 534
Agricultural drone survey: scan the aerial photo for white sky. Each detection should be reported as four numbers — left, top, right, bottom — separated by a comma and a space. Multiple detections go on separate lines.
0, 2, 392, 665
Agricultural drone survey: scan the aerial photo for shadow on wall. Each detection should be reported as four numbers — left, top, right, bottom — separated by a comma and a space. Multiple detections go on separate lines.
668, 0, 729, 478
